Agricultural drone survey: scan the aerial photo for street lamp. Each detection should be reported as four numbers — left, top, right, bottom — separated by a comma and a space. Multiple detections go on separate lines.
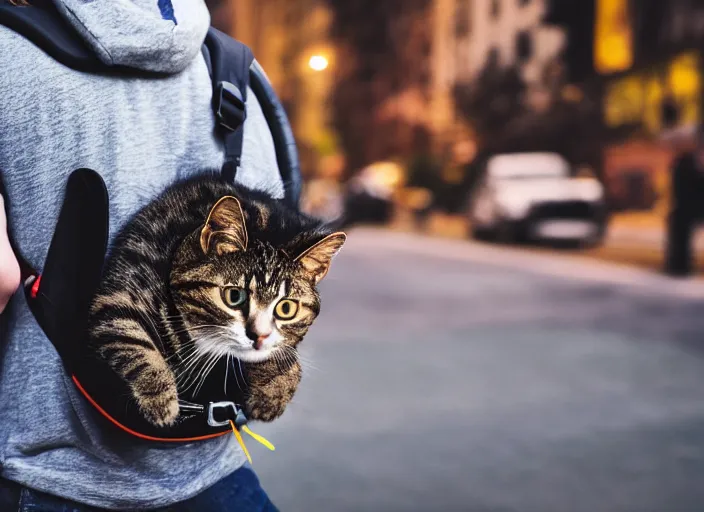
308, 55, 329, 72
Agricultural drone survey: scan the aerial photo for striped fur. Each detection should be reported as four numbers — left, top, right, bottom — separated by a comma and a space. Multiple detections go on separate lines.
87, 172, 345, 427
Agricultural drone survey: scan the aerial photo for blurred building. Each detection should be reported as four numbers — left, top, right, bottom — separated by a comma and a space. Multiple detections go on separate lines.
374, 1, 436, 157
548, 0, 704, 215
429, 0, 456, 147
429, 0, 566, 152
453, 0, 565, 90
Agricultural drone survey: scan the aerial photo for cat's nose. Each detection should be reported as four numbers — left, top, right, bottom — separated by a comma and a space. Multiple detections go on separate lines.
246, 327, 271, 350
253, 334, 269, 350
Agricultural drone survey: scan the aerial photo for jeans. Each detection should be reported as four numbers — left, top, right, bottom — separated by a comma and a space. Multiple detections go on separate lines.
0, 466, 279, 512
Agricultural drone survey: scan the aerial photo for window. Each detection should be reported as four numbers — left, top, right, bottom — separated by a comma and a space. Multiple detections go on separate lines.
516, 31, 532, 62
421, 39, 432, 57
419, 69, 430, 88
491, 0, 500, 18
486, 47, 500, 70
455, 0, 471, 37
359, 65, 375, 82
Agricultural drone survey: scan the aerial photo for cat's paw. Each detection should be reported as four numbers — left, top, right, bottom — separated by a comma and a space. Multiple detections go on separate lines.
136, 390, 180, 428
242, 355, 302, 422
245, 391, 289, 423
244, 367, 302, 422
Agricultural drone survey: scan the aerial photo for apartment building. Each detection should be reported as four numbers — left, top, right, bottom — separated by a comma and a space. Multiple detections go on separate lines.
453, 0, 565, 87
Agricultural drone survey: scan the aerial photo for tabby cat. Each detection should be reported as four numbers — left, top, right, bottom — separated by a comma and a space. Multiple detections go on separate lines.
87, 173, 345, 427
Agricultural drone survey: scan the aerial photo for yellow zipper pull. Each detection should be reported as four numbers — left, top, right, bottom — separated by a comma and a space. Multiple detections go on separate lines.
242, 425, 275, 451
229, 420, 252, 464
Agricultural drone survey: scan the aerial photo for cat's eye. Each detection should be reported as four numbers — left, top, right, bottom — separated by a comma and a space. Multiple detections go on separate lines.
274, 299, 299, 320
222, 287, 247, 308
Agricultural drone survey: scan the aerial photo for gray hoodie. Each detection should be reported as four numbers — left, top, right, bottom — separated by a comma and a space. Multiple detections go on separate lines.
0, 0, 282, 509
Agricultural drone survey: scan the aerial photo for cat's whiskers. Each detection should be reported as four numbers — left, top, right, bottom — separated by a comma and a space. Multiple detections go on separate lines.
271, 346, 290, 373
278, 347, 298, 370
170, 324, 231, 336
298, 358, 320, 373
172, 344, 206, 368
236, 358, 245, 389
280, 344, 320, 372
141, 310, 167, 353
166, 338, 202, 365
231, 355, 244, 391
169, 325, 225, 363
271, 349, 285, 372
174, 336, 218, 388
175, 338, 215, 378
224, 353, 230, 395
193, 347, 228, 396
178, 354, 212, 393
171, 325, 236, 374
166, 340, 197, 360
177, 331, 233, 394
296, 353, 318, 370
175, 361, 204, 390
185, 351, 215, 394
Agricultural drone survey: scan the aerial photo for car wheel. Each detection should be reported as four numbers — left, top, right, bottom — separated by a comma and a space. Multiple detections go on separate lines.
581, 232, 605, 249
586, 217, 608, 248
496, 220, 520, 245
470, 224, 496, 241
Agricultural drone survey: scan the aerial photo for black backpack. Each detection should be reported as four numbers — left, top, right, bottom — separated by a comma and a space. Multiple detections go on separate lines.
0, 1, 302, 442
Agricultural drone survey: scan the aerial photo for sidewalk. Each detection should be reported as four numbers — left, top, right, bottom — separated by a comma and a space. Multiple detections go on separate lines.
388, 210, 704, 276
604, 211, 704, 251
352, 227, 704, 298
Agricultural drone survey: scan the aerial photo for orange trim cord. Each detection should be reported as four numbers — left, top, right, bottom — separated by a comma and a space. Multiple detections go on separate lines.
30, 275, 41, 299
71, 375, 230, 443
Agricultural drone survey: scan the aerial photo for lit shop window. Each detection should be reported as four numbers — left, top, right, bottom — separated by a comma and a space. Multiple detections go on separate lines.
594, 0, 633, 75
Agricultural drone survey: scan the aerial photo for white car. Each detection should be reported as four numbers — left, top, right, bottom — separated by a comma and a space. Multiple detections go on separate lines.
468, 152, 607, 245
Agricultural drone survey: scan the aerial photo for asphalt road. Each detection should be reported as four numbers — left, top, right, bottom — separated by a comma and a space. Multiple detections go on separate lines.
250, 228, 704, 512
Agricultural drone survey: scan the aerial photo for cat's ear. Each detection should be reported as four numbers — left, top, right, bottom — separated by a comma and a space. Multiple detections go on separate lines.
295, 232, 346, 284
200, 196, 248, 255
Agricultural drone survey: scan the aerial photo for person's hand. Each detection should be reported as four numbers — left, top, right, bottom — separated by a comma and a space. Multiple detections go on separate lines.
0, 195, 21, 312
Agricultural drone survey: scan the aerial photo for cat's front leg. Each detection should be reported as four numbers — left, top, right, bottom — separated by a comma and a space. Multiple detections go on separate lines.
243, 355, 302, 422
94, 337, 179, 428
130, 363, 180, 428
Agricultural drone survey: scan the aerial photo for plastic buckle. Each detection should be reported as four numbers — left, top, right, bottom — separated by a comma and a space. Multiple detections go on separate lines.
215, 81, 246, 131
207, 401, 239, 427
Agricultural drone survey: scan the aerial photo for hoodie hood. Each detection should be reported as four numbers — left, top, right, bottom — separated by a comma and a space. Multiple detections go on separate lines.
52, 0, 211, 74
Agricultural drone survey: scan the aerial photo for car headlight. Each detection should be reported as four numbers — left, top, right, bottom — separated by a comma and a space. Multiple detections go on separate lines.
574, 178, 604, 202
496, 195, 531, 219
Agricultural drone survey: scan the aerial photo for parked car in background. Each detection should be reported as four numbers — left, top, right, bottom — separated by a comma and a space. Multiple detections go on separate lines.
467, 152, 607, 246
343, 161, 404, 226
301, 178, 345, 223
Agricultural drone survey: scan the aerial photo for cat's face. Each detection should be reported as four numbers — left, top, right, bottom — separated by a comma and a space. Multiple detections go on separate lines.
170, 196, 345, 364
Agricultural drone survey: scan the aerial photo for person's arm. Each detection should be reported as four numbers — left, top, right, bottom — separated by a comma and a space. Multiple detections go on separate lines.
0, 195, 20, 312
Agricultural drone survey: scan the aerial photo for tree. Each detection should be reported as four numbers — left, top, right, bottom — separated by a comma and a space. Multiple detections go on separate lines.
453, 63, 528, 153
326, 0, 431, 174
454, 56, 635, 184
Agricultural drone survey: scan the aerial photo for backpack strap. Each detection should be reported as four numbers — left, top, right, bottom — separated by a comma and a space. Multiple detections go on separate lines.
202, 28, 253, 185
202, 29, 302, 207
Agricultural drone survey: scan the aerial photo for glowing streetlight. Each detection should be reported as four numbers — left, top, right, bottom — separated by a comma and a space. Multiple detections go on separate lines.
308, 55, 329, 72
